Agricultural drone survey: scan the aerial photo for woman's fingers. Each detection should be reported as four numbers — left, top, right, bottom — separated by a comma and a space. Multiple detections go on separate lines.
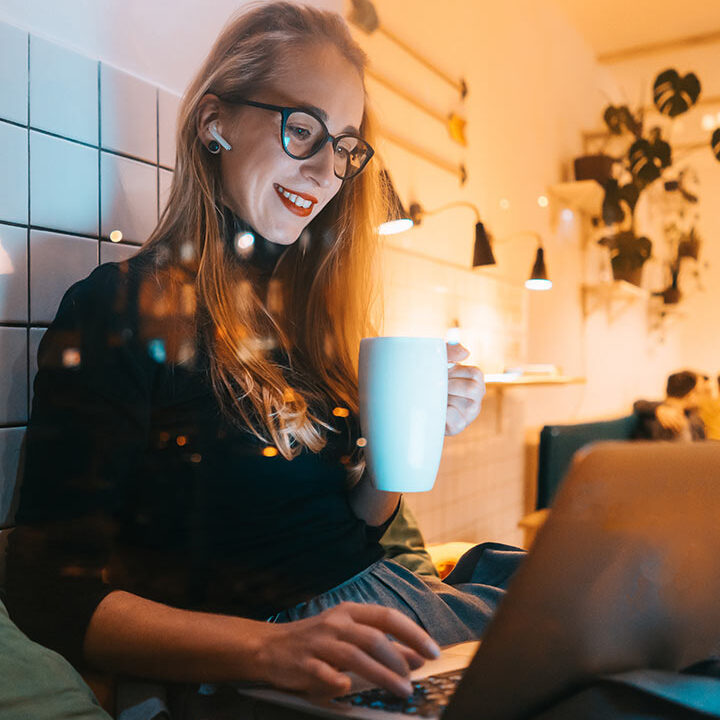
323, 639, 413, 697
392, 641, 426, 670
341, 603, 440, 660
301, 657, 353, 697
265, 603, 439, 698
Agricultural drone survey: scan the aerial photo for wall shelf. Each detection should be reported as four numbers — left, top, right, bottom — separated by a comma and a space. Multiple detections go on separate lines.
549, 180, 604, 217
582, 281, 649, 320
485, 374, 586, 388
485, 374, 586, 431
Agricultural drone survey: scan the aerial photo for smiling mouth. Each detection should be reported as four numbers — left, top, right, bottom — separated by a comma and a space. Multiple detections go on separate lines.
274, 183, 318, 217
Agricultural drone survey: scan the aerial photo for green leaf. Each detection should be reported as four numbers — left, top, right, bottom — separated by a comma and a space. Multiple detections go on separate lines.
653, 69, 701, 117
713, 128, 720, 162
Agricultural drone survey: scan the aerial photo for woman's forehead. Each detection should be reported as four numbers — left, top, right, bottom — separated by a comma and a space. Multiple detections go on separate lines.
267, 43, 365, 132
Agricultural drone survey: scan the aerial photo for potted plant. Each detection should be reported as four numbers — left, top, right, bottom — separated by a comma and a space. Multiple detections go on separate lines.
589, 68, 708, 287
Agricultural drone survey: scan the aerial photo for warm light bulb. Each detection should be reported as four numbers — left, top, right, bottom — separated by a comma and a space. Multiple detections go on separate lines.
701, 113, 716, 131
378, 218, 414, 235
537, 195, 549, 208
525, 278, 553, 291
561, 208, 574, 222
110, 230, 123, 243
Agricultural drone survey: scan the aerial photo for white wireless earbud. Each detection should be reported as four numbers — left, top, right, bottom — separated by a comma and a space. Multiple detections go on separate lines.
209, 122, 232, 151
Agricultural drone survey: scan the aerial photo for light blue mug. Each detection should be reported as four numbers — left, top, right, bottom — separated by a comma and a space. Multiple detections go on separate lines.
359, 337, 448, 492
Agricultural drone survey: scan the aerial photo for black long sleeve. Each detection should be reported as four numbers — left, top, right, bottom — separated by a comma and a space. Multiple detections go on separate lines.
5, 262, 156, 669
5, 257, 387, 671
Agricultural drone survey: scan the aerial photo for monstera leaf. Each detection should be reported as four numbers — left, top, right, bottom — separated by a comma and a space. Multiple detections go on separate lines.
628, 130, 671, 186
713, 128, 720, 162
598, 231, 652, 269
653, 69, 701, 117
601, 179, 640, 226
603, 105, 639, 135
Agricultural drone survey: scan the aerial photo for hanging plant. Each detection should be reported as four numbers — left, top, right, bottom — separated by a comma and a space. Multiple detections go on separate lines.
598, 231, 652, 286
601, 178, 639, 225
584, 67, 719, 293
653, 69, 701, 117
603, 105, 642, 136
628, 128, 672, 186
713, 128, 720, 162
678, 227, 701, 260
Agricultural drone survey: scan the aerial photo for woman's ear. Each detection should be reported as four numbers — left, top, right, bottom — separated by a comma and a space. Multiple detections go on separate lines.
196, 94, 223, 147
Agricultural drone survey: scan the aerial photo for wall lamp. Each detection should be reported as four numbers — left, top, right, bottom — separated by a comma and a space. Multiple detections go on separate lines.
378, 185, 495, 268
500, 231, 552, 291
377, 171, 551, 289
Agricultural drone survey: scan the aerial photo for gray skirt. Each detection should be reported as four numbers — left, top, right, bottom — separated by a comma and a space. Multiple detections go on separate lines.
269, 542, 525, 646
116, 542, 525, 720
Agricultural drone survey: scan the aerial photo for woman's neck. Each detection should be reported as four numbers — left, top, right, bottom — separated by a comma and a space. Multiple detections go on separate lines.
222, 207, 286, 280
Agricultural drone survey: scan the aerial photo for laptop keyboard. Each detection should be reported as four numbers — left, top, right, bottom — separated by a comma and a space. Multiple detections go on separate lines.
333, 669, 464, 716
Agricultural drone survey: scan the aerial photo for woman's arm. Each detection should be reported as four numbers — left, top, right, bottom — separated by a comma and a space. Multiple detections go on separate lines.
347, 469, 400, 527
84, 591, 439, 698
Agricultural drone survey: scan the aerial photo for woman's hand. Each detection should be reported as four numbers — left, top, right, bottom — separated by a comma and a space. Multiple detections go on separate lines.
446, 343, 485, 436
257, 602, 440, 698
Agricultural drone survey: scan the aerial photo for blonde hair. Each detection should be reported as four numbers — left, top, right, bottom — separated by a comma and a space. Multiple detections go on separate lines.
138, 2, 384, 480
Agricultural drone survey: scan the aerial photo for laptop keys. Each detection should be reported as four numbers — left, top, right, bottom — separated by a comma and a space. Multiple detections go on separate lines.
334, 669, 464, 716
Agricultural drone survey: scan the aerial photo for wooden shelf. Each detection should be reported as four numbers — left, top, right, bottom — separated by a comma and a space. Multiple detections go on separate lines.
484, 374, 585, 432
549, 180, 604, 217
485, 374, 585, 387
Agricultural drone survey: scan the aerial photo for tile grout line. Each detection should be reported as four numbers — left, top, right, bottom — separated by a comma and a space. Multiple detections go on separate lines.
98, 60, 102, 263
25, 31, 31, 421
156, 89, 160, 225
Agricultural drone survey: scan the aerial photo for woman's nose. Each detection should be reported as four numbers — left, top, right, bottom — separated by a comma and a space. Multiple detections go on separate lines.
300, 141, 336, 188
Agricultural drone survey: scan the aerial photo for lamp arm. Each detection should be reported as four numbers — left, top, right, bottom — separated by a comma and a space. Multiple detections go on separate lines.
494, 230, 544, 247
421, 200, 481, 223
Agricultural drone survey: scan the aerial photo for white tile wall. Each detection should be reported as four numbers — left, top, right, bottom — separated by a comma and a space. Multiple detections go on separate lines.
28, 327, 45, 407
0, 224, 28, 323
159, 168, 173, 216
0, 121, 29, 225
100, 240, 139, 264
101, 152, 158, 244
30, 230, 98, 324
29, 36, 98, 146
0, 427, 25, 527
158, 89, 180, 169
101, 63, 157, 163
0, 327, 28, 425
0, 23, 28, 125
30, 131, 98, 236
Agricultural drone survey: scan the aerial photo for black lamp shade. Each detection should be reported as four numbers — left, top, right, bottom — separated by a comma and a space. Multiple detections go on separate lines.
472, 222, 496, 267
530, 246, 548, 280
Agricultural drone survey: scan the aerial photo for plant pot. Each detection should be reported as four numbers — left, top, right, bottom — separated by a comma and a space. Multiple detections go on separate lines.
610, 259, 644, 287
678, 238, 700, 260
661, 286, 681, 304
574, 154, 615, 184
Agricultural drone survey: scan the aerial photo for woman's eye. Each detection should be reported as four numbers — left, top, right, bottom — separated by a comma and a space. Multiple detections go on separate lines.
288, 125, 311, 139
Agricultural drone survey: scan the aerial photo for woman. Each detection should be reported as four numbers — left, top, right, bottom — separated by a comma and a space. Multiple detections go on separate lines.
6, 1, 522, 708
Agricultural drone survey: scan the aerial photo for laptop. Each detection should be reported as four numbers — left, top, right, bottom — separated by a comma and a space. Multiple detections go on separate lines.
235, 442, 720, 719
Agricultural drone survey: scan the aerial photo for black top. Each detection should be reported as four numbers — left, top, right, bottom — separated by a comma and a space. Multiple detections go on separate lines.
4, 216, 391, 670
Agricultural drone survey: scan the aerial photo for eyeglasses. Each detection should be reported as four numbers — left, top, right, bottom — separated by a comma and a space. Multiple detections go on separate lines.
218, 96, 374, 180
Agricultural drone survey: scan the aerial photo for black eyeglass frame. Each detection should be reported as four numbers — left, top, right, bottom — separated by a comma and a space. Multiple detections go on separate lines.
217, 96, 374, 180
